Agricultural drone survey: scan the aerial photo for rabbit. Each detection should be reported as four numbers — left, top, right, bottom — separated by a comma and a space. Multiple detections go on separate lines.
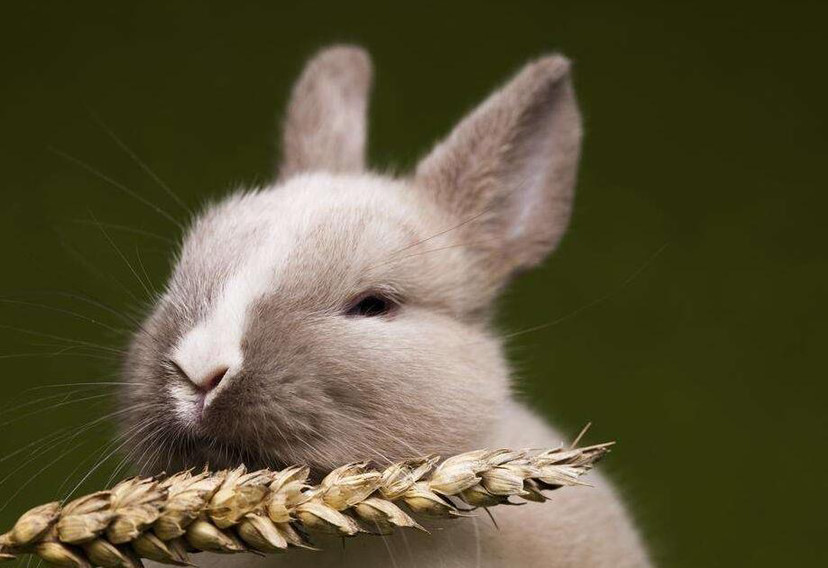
120, 45, 652, 567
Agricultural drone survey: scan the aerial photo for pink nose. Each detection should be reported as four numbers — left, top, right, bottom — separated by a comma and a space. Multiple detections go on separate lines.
200, 366, 229, 393
171, 327, 242, 393
173, 360, 230, 393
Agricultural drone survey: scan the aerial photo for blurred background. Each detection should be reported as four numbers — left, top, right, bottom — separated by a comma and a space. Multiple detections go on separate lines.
1, 1, 825, 566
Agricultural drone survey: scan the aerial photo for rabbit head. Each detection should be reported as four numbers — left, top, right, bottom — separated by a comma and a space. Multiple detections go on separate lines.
120, 45, 582, 476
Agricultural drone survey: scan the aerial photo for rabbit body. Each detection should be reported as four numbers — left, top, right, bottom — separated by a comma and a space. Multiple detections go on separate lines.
123, 46, 652, 567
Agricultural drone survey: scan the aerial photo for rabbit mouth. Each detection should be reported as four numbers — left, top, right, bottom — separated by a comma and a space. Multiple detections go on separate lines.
181, 434, 285, 471
126, 418, 291, 477
142, 393, 327, 475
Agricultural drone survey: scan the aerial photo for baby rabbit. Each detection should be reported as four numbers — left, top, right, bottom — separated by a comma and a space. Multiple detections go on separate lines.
121, 45, 652, 567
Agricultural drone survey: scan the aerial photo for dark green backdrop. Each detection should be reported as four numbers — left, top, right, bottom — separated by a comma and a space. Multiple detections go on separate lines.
1, 1, 825, 566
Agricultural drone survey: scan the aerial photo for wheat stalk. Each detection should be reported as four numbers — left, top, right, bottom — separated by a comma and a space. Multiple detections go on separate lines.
0, 443, 611, 567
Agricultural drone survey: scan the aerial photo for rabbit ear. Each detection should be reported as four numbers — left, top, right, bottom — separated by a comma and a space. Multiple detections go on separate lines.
278, 45, 373, 180
414, 55, 582, 280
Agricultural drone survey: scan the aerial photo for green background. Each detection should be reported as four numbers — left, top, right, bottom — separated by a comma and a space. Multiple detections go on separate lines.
1, 1, 825, 566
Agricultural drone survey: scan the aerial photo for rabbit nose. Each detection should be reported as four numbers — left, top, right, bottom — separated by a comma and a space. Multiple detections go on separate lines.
171, 322, 243, 393
173, 359, 231, 392
199, 366, 229, 392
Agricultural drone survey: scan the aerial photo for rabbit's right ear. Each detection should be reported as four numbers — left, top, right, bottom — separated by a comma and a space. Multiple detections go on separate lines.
278, 45, 373, 180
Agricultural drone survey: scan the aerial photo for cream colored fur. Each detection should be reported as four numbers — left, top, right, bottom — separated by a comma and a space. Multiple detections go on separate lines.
122, 45, 652, 567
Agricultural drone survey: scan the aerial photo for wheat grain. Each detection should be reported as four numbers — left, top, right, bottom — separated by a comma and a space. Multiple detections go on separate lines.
0, 442, 611, 567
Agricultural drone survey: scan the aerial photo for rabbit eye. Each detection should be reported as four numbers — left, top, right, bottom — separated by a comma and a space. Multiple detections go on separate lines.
346, 293, 396, 317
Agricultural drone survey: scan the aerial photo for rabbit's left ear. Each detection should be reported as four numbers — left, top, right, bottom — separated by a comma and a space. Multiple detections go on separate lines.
414, 55, 582, 278
278, 45, 373, 180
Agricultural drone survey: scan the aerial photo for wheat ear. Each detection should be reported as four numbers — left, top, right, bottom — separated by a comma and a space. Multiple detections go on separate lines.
0, 443, 611, 567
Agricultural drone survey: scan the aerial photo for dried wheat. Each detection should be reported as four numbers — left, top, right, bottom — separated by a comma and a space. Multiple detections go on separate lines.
0, 443, 611, 567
